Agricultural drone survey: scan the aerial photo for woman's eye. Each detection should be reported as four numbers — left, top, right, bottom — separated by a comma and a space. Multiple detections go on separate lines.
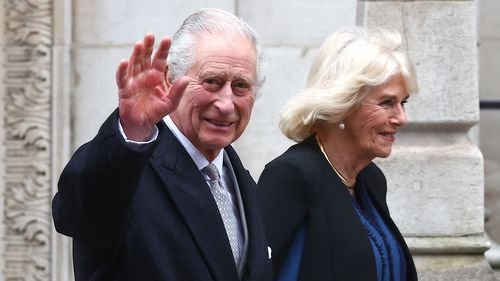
381, 100, 393, 107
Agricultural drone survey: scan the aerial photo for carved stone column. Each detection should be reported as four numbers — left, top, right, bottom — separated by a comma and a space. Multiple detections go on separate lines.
1, 0, 62, 280
358, 0, 495, 279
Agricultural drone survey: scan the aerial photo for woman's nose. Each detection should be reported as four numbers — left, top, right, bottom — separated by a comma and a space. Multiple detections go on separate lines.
390, 104, 407, 126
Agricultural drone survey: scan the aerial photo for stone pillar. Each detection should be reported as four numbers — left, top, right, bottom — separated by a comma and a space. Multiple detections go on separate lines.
1, 0, 73, 280
1, 0, 54, 280
358, 0, 494, 279
52, 0, 74, 280
0, 1, 5, 279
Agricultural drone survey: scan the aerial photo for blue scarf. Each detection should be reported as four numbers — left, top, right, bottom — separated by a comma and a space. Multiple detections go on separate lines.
351, 187, 407, 281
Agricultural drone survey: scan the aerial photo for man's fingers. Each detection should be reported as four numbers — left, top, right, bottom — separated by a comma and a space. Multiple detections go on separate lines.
116, 60, 129, 89
143, 33, 155, 55
152, 37, 172, 71
142, 33, 155, 69
127, 41, 145, 77
166, 76, 190, 108
155, 37, 172, 60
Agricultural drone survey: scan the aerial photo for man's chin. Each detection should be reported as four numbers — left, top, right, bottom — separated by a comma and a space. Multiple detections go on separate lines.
201, 138, 232, 151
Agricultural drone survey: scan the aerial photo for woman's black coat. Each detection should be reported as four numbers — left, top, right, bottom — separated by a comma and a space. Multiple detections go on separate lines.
258, 135, 417, 281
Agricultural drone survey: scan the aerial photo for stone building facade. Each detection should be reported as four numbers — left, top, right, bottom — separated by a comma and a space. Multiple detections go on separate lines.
0, 0, 497, 280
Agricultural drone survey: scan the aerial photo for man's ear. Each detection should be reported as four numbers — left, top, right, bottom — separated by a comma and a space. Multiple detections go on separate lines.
164, 67, 173, 88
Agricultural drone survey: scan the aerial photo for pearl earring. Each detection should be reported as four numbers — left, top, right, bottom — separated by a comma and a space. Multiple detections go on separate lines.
339, 120, 345, 130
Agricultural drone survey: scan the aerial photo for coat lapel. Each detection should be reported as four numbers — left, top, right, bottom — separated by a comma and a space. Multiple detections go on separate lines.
149, 125, 240, 281
301, 137, 378, 280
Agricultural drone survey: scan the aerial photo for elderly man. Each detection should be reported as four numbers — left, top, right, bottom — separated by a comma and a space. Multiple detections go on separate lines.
52, 8, 272, 281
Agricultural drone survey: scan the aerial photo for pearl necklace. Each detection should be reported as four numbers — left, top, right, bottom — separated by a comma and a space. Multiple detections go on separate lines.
316, 135, 355, 188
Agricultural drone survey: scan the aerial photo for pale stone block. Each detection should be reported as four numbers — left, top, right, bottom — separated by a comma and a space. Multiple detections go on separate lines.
481, 111, 500, 164
72, 47, 131, 148
406, 235, 489, 255
376, 141, 484, 236
356, 1, 405, 30
479, 41, 500, 100
481, 111, 500, 245
414, 254, 496, 281
234, 46, 318, 178
360, 1, 479, 123
239, 0, 357, 46
74, 0, 234, 45
479, 0, 500, 39
485, 158, 500, 242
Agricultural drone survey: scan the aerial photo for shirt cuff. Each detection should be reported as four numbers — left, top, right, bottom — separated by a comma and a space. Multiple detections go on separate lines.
117, 119, 159, 144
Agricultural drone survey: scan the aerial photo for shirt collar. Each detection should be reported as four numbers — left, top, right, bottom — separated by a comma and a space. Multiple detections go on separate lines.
164, 116, 224, 173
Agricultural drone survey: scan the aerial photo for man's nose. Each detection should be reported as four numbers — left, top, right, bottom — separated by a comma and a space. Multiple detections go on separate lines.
215, 82, 235, 113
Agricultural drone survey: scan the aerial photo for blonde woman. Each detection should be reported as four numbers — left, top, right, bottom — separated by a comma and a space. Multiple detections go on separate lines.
258, 27, 418, 281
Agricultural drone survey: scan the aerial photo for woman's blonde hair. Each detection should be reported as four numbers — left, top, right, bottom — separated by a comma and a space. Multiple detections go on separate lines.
280, 27, 418, 142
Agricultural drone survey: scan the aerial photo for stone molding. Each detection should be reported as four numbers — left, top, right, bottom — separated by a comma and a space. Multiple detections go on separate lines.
407, 235, 490, 255
2, 0, 53, 280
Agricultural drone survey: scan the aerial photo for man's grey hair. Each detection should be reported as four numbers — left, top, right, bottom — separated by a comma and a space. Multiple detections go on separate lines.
167, 8, 266, 95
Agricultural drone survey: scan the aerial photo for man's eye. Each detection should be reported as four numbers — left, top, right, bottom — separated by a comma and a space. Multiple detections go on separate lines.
233, 82, 249, 90
203, 79, 221, 91
232, 81, 254, 95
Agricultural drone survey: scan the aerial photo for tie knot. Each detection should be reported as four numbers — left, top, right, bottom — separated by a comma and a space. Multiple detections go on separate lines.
202, 163, 220, 181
